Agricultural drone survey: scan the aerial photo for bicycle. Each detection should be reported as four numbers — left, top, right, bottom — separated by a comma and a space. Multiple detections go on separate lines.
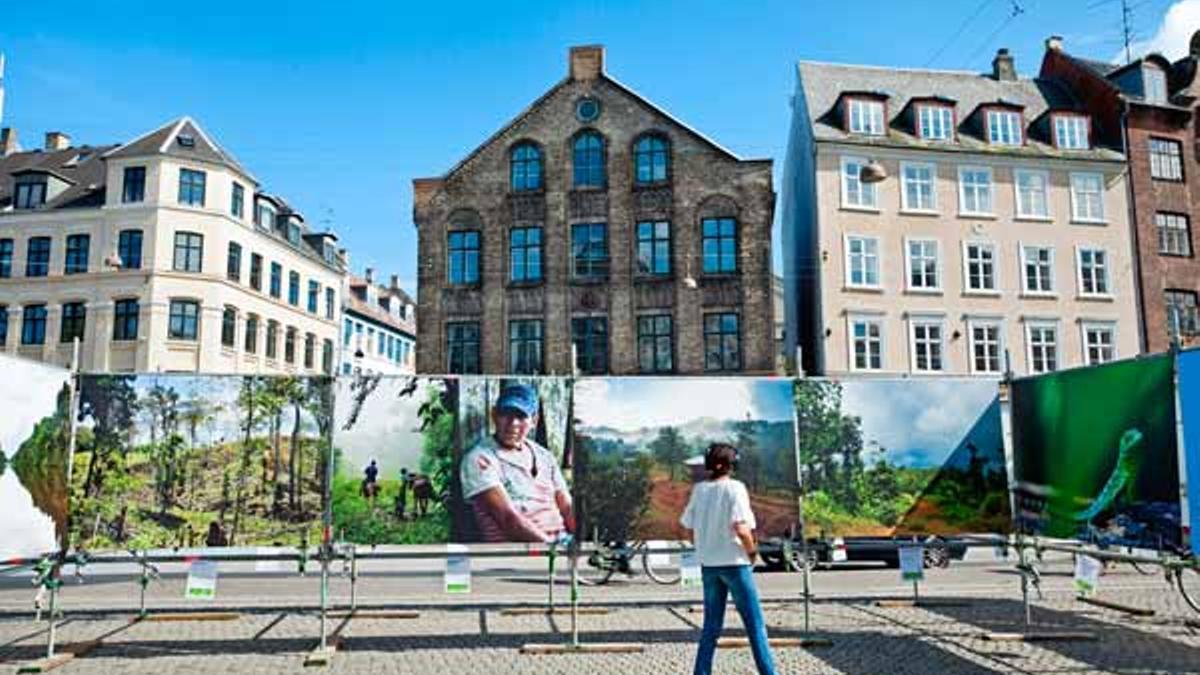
576, 540, 683, 586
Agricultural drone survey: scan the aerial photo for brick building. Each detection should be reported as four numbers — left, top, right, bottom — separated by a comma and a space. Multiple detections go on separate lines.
412, 46, 775, 375
1041, 33, 1200, 352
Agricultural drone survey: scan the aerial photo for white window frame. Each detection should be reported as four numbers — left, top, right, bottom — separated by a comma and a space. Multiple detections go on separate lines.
918, 104, 954, 140
958, 166, 994, 216
844, 234, 882, 289
900, 161, 937, 212
962, 240, 999, 294
904, 237, 942, 292
966, 317, 1004, 375
1079, 321, 1117, 366
1013, 169, 1051, 220
907, 315, 946, 373
1157, 212, 1192, 257
986, 109, 1023, 145
840, 155, 879, 210
848, 98, 885, 136
846, 312, 885, 372
1149, 138, 1184, 181
1024, 320, 1060, 374
1053, 115, 1090, 149
1070, 172, 1106, 223
1144, 66, 1168, 105
1020, 244, 1056, 296
1075, 246, 1111, 298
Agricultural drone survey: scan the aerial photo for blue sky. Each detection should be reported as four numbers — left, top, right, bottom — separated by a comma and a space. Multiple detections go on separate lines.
575, 378, 794, 430
0, 0, 1189, 294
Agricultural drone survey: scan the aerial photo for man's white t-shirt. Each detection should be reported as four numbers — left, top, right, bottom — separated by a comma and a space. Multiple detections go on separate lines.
680, 478, 757, 567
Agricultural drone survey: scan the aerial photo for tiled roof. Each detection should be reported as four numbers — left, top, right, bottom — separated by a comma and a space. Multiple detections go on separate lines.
345, 276, 416, 336
104, 117, 254, 182
0, 144, 119, 210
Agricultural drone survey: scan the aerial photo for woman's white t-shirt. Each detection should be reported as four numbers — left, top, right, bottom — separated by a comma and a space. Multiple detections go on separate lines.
680, 478, 756, 567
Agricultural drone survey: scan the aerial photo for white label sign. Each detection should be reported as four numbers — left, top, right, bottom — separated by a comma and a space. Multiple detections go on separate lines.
1074, 554, 1102, 596
831, 538, 848, 563
445, 544, 471, 594
898, 546, 924, 583
680, 550, 702, 588
185, 560, 218, 600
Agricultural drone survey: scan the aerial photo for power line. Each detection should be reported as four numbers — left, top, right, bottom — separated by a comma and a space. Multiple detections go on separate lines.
967, 1, 1026, 65
924, 0, 996, 67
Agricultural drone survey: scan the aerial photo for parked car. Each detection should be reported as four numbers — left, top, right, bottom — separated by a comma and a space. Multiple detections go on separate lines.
759, 535, 967, 571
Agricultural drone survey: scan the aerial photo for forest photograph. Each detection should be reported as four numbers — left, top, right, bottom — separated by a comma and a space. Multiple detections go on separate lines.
795, 379, 1009, 539
69, 374, 332, 551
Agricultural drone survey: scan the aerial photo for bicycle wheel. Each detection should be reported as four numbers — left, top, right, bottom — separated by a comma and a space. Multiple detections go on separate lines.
1177, 566, 1200, 615
575, 549, 616, 587
642, 543, 682, 585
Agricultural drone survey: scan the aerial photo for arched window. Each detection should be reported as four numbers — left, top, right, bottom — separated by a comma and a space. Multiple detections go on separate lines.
573, 132, 606, 188
634, 134, 669, 184
510, 143, 542, 191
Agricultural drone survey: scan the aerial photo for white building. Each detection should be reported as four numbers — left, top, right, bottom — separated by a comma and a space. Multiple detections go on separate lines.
340, 270, 416, 375
0, 118, 346, 374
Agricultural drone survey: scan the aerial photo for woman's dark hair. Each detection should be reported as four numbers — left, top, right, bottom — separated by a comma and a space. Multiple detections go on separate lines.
704, 443, 739, 479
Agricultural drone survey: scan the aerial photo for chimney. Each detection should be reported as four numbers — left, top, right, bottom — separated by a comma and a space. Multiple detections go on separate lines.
0, 128, 16, 156
365, 267, 375, 284
569, 45, 605, 81
1045, 35, 1064, 52
992, 48, 1017, 81
390, 274, 400, 291
44, 131, 70, 151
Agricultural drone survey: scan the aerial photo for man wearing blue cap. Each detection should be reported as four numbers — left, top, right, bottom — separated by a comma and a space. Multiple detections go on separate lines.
460, 383, 574, 543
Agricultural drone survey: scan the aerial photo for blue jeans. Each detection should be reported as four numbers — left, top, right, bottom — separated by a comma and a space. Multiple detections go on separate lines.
694, 565, 777, 675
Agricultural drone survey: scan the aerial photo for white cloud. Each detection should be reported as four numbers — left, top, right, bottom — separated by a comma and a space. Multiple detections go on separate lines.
0, 356, 68, 457
575, 379, 788, 431
333, 378, 433, 475
1123, 0, 1200, 61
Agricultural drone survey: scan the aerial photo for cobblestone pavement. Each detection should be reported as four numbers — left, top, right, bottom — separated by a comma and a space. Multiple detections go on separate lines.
0, 560, 1197, 674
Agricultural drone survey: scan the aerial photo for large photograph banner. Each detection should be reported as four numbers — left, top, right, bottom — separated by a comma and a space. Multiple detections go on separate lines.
0, 354, 72, 562
1011, 355, 1181, 550
1179, 348, 1200, 556
70, 375, 332, 551
332, 376, 456, 545
795, 378, 1008, 538
573, 378, 798, 543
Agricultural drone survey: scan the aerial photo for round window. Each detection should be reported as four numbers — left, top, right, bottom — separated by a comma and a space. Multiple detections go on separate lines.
575, 97, 601, 123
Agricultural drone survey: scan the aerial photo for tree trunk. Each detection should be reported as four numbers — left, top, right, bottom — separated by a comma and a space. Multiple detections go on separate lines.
289, 403, 300, 512
231, 392, 255, 547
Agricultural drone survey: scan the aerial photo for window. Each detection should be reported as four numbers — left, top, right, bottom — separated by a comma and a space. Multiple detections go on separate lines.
178, 168, 206, 206
231, 182, 245, 218
113, 299, 139, 341
244, 314, 258, 354
906, 239, 940, 291
958, 167, 993, 215
509, 319, 544, 374
60, 303, 86, 343
572, 317, 609, 375
227, 242, 242, 282
910, 319, 944, 372
1157, 212, 1192, 257
288, 271, 300, 306
250, 253, 263, 290
270, 262, 282, 298
26, 237, 51, 277
304, 333, 315, 369
256, 202, 277, 230
1077, 248, 1110, 296
64, 234, 89, 274
571, 223, 609, 279
841, 156, 878, 209
0, 306, 7, 346
849, 316, 883, 371
1070, 173, 1105, 222
14, 180, 46, 209
1166, 290, 1199, 336
1014, 170, 1049, 219
168, 300, 199, 340
634, 135, 669, 184
21, 305, 46, 345
221, 306, 237, 347
343, 320, 354, 347
1021, 246, 1055, 294
510, 226, 543, 282
266, 321, 279, 359
917, 105, 954, 140
845, 235, 880, 288
637, 315, 673, 373
1082, 323, 1116, 365
0, 239, 11, 278
173, 232, 204, 273
122, 166, 145, 203
285, 327, 297, 364
969, 320, 1003, 374
378, 329, 386, 356
287, 222, 301, 247
117, 230, 143, 270
308, 280, 319, 313
1149, 138, 1184, 181
573, 132, 605, 188
323, 339, 334, 375
325, 287, 335, 320
964, 242, 997, 292
702, 217, 737, 274
986, 109, 1022, 145
1144, 66, 1168, 104
446, 322, 480, 374
1054, 115, 1089, 149
847, 98, 885, 135
901, 162, 936, 211
448, 230, 481, 285
636, 221, 671, 276
510, 143, 543, 192
704, 312, 741, 372
1026, 323, 1058, 374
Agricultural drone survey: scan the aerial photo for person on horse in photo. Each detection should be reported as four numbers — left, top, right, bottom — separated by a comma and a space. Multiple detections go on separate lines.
362, 459, 381, 500
395, 467, 410, 519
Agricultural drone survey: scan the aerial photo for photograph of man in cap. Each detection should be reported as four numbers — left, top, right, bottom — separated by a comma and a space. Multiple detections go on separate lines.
459, 383, 575, 543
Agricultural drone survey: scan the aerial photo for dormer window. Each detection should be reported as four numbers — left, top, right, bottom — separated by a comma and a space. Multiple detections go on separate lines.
1144, 66, 1168, 104
287, 222, 301, 246
177, 134, 196, 149
917, 104, 954, 140
1053, 114, 1089, 150
14, 178, 47, 209
847, 98, 885, 135
255, 201, 276, 231
986, 109, 1023, 145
